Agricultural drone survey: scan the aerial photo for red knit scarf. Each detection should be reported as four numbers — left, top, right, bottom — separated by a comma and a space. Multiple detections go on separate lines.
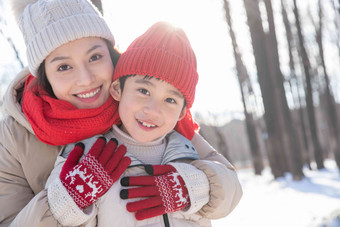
22, 75, 120, 146
175, 110, 200, 140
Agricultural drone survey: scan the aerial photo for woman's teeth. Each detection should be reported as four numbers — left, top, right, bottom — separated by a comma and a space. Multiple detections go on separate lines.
138, 120, 156, 128
76, 87, 100, 98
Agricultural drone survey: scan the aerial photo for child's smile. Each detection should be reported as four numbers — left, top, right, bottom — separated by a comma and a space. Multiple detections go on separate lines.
112, 75, 187, 143
137, 119, 157, 129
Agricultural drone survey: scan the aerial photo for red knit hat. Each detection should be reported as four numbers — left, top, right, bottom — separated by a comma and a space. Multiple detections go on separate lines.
113, 21, 199, 109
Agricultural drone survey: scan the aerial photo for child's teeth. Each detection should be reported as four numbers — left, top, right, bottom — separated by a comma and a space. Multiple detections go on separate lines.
139, 120, 156, 128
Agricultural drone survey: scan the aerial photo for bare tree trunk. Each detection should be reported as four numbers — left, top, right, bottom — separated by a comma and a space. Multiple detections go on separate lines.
292, 0, 324, 169
263, 0, 304, 179
281, 0, 311, 169
245, 112, 264, 174
214, 126, 231, 162
243, 0, 285, 178
223, 0, 264, 175
330, 0, 340, 61
315, 0, 340, 169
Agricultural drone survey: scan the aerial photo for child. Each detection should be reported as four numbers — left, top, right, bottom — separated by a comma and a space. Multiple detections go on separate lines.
46, 22, 242, 227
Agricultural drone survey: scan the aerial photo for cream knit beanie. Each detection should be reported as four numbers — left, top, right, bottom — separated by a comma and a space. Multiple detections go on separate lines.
11, 0, 115, 76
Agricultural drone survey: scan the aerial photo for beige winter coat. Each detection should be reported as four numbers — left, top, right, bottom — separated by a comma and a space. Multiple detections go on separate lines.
0, 68, 242, 226
47, 128, 211, 227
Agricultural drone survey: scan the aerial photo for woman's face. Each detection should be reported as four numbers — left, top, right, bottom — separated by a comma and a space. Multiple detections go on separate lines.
45, 37, 114, 109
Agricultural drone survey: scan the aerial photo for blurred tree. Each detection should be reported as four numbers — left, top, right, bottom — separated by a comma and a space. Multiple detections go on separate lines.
263, 0, 304, 180
281, 0, 311, 170
223, 0, 264, 175
243, 0, 287, 178
214, 126, 231, 162
313, 0, 340, 169
330, 0, 340, 60
293, 0, 325, 169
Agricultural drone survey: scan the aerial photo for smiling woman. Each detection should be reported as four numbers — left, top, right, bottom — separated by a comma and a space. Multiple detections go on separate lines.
0, 0, 127, 225
44, 37, 114, 109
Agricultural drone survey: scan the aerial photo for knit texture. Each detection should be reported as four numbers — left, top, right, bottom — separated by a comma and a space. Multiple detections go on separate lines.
121, 165, 190, 220
22, 75, 120, 145
12, 0, 115, 76
155, 172, 188, 212
174, 109, 200, 140
60, 153, 114, 208
59, 137, 130, 208
47, 178, 92, 226
113, 21, 198, 109
170, 162, 210, 214
111, 125, 166, 165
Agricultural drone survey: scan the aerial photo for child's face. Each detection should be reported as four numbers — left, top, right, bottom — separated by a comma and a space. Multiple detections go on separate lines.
44, 37, 114, 109
111, 75, 187, 143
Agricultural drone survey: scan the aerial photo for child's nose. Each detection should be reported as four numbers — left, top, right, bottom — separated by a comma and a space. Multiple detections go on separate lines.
143, 99, 161, 116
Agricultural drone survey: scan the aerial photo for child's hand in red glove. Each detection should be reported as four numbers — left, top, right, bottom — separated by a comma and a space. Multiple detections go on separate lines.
120, 164, 190, 220
60, 137, 131, 209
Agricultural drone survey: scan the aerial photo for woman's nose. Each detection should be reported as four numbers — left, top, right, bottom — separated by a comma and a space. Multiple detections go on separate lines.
76, 65, 95, 86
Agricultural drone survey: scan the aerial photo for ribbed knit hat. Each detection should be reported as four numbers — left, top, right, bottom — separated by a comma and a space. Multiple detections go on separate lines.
11, 0, 115, 77
113, 21, 198, 109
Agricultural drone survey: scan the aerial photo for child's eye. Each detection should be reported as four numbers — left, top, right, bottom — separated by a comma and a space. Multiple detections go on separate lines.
165, 98, 177, 104
57, 64, 71, 71
89, 54, 102, 62
138, 88, 150, 95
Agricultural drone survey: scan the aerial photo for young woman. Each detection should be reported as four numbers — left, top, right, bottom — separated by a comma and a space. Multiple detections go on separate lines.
0, 0, 242, 226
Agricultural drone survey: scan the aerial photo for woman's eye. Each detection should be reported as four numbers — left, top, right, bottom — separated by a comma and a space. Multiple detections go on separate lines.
57, 64, 71, 71
138, 88, 149, 95
90, 54, 102, 62
165, 98, 176, 104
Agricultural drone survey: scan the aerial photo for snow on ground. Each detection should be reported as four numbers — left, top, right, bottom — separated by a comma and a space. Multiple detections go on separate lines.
211, 160, 340, 227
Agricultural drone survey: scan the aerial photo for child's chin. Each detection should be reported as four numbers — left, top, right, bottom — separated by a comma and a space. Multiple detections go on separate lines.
134, 135, 159, 143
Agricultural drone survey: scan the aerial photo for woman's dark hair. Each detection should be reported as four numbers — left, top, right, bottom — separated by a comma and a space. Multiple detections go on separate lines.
36, 39, 121, 98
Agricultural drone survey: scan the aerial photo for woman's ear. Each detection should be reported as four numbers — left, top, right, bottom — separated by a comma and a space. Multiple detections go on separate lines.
178, 106, 187, 121
110, 80, 121, 101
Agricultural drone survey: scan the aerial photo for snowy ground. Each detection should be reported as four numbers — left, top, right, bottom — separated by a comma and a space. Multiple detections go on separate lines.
211, 160, 340, 227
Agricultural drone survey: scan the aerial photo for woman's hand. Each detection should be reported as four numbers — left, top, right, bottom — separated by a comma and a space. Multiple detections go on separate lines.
60, 137, 131, 209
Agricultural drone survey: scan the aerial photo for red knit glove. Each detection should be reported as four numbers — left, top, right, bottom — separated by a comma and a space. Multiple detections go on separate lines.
60, 137, 131, 209
120, 165, 190, 220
